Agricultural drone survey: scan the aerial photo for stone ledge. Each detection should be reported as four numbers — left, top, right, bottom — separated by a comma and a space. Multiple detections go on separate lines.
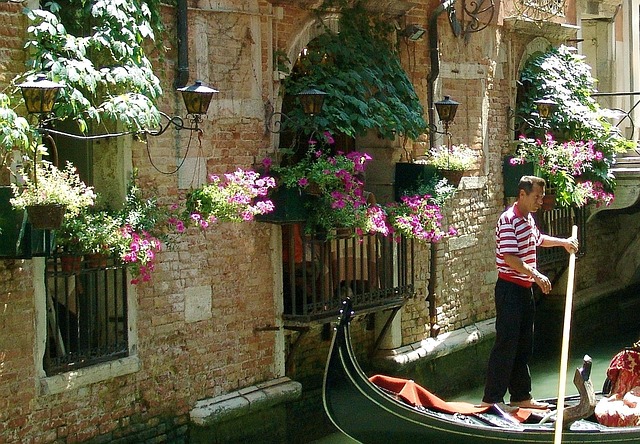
375, 318, 496, 367
40, 356, 141, 395
190, 377, 302, 427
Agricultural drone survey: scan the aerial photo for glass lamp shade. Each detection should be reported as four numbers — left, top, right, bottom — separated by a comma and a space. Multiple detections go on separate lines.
177, 80, 219, 115
434, 95, 460, 124
297, 88, 327, 116
534, 98, 557, 119
18, 74, 64, 114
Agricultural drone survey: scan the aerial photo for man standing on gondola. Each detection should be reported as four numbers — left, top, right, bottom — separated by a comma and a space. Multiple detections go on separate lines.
482, 176, 579, 410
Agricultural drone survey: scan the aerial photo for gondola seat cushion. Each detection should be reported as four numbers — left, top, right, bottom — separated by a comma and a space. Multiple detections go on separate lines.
595, 349, 640, 427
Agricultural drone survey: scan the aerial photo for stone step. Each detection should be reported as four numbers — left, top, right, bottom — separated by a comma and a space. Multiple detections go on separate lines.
190, 377, 302, 427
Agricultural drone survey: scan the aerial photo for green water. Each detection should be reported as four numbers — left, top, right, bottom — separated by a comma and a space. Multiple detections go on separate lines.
312, 328, 639, 443
451, 329, 639, 403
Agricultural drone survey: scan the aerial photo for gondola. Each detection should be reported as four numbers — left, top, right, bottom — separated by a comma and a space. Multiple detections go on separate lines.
322, 299, 640, 443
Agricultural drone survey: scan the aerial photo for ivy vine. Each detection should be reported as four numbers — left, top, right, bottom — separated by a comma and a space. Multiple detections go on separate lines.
281, 1, 427, 141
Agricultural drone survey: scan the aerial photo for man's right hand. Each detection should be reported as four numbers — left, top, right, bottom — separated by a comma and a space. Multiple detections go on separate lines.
533, 270, 551, 294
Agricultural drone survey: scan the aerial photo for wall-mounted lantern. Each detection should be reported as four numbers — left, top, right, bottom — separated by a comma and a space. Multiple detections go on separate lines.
296, 88, 328, 117
18, 74, 64, 115
265, 87, 328, 133
533, 98, 557, 119
507, 97, 557, 136
18, 73, 219, 175
18, 74, 218, 137
434, 95, 460, 133
177, 80, 218, 121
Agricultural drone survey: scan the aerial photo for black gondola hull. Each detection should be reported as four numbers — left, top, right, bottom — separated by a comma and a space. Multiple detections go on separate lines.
322, 301, 640, 443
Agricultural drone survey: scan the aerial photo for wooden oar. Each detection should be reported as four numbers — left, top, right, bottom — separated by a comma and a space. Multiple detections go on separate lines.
554, 225, 578, 444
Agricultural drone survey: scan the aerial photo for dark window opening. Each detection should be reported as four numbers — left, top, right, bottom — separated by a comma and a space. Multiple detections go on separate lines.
44, 254, 128, 375
43, 130, 130, 375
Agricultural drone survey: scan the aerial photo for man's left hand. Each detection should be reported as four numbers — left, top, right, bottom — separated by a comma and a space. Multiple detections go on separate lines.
564, 236, 579, 254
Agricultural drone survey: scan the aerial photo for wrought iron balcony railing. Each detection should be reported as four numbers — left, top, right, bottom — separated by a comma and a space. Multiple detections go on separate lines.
281, 225, 415, 324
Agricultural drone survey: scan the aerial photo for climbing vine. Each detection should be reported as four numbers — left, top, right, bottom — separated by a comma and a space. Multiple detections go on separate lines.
281, 1, 427, 140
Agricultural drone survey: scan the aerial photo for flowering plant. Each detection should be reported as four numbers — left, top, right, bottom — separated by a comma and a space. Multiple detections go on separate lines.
510, 134, 615, 207
112, 182, 168, 284
57, 209, 121, 255
52, 177, 167, 284
272, 150, 375, 234
10, 160, 96, 216
421, 144, 478, 171
115, 225, 162, 284
179, 169, 276, 230
385, 194, 455, 241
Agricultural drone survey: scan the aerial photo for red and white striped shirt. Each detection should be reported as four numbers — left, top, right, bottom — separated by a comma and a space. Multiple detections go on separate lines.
495, 203, 542, 288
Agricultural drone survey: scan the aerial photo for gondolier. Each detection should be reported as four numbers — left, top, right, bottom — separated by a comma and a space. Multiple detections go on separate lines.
482, 176, 578, 410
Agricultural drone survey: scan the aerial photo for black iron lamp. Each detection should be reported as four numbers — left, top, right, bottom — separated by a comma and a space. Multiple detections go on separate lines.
18, 74, 64, 115
297, 88, 327, 117
150, 80, 219, 136
265, 87, 328, 133
534, 98, 557, 119
19, 74, 219, 137
18, 73, 220, 177
434, 95, 460, 130
177, 80, 218, 118
507, 97, 557, 136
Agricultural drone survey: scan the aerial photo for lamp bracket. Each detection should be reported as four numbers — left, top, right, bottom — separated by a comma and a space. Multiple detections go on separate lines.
506, 106, 548, 135
265, 111, 289, 134
34, 111, 202, 140
145, 111, 203, 137
447, 0, 495, 40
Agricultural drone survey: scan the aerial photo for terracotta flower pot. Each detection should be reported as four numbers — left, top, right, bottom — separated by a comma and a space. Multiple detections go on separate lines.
437, 169, 464, 187
85, 253, 109, 269
541, 193, 556, 211
60, 255, 82, 273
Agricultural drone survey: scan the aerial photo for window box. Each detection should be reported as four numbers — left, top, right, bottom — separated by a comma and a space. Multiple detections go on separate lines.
256, 186, 313, 224
0, 186, 53, 258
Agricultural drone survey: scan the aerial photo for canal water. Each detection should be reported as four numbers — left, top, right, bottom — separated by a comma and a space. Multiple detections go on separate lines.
311, 322, 639, 443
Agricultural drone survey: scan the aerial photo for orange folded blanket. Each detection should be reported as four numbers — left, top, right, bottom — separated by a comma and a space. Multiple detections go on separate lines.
369, 374, 488, 415
369, 374, 533, 423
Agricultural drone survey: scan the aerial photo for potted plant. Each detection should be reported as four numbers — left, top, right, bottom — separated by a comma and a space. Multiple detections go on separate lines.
272, 149, 377, 235
0, 93, 42, 256
10, 160, 96, 230
385, 194, 455, 242
108, 180, 171, 284
509, 134, 615, 208
56, 208, 121, 269
417, 144, 478, 187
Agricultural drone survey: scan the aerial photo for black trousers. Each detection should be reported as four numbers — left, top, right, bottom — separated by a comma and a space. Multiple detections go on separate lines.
482, 278, 535, 404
